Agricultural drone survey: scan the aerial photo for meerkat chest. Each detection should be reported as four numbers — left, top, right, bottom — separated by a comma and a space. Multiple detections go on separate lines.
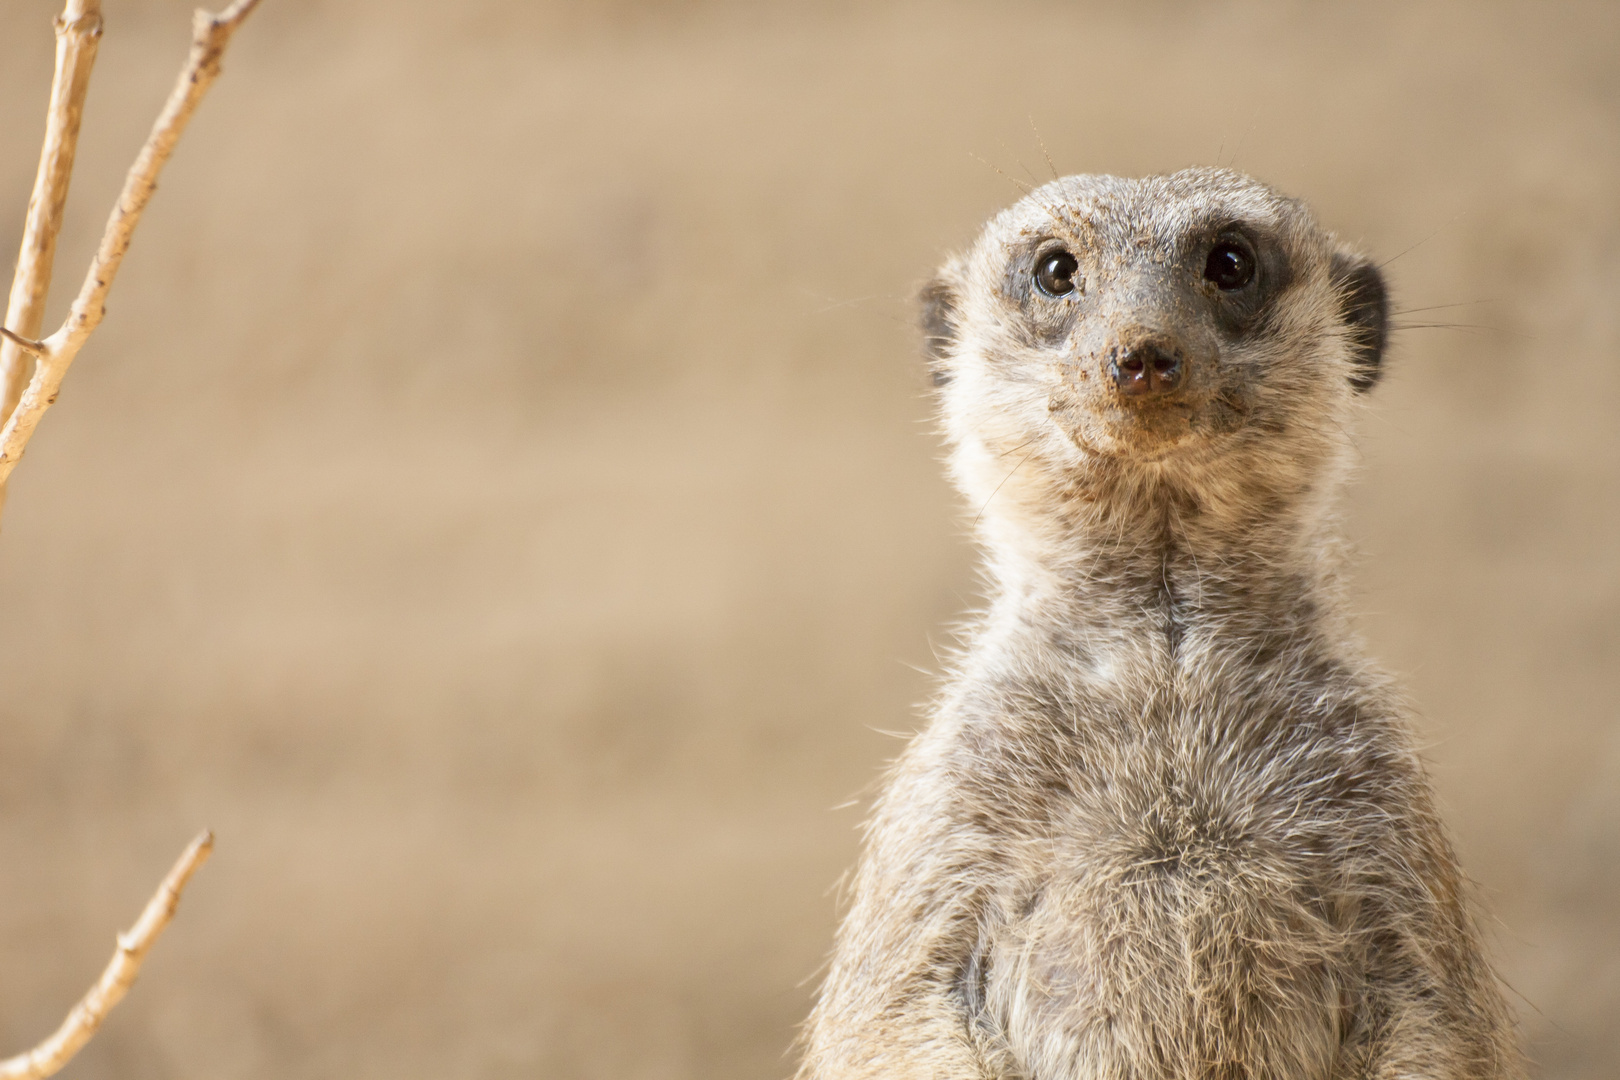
967, 686, 1376, 1080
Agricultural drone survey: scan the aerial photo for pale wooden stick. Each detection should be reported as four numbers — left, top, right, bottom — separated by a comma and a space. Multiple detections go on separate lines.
0, 0, 263, 491
0, 0, 103, 434
0, 5, 251, 1073
0, 831, 214, 1080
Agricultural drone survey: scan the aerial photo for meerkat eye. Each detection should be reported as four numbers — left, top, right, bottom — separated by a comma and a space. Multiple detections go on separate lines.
1203, 240, 1255, 291
1034, 250, 1079, 297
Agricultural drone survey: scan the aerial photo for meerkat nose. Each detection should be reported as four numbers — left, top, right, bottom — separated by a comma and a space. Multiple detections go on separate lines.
1109, 341, 1184, 397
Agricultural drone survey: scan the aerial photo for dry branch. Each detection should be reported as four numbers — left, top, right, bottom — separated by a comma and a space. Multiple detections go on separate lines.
0, 832, 215, 1080
0, 0, 258, 1074
0, 0, 102, 437
0, 0, 262, 500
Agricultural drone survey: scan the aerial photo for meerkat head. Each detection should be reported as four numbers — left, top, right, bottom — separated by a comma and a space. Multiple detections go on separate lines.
923, 168, 1388, 541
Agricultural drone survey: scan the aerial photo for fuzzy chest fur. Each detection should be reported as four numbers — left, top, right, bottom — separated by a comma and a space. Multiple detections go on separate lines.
950, 665, 1404, 1080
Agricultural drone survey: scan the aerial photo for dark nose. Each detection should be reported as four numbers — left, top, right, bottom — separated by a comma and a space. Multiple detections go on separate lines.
1108, 341, 1184, 398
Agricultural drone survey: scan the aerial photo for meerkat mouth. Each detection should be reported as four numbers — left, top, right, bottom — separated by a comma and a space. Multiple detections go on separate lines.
1047, 364, 1210, 462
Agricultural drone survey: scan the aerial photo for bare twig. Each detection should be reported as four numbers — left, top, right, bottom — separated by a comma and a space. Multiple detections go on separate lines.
0, 0, 263, 497
0, 0, 103, 434
0, 1, 253, 1073
0, 831, 215, 1080
0, 330, 44, 356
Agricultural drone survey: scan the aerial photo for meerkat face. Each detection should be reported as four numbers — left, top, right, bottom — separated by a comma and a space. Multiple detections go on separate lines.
924, 169, 1388, 500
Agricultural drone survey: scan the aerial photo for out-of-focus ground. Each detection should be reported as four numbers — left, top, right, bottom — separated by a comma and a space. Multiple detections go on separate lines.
0, 1, 1611, 1077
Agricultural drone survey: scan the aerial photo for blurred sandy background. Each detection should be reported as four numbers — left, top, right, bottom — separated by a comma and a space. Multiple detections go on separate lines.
0, 0, 1610, 1077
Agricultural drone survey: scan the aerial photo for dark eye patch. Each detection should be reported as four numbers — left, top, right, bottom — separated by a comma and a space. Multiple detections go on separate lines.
1193, 224, 1291, 336
1000, 241, 1086, 348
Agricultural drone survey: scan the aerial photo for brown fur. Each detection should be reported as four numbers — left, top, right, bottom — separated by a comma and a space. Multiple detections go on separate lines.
798, 169, 1522, 1080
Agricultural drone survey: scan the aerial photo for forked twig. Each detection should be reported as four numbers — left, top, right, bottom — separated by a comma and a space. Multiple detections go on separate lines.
0, 0, 262, 499
0, 0, 102, 432
0, 0, 256, 1072
0, 832, 215, 1080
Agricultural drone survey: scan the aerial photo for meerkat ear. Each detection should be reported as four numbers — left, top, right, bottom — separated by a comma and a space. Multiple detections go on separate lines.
919, 268, 963, 387
1330, 250, 1389, 393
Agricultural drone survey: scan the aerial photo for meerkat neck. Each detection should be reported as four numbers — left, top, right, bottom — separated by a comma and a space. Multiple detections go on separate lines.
976, 470, 1347, 663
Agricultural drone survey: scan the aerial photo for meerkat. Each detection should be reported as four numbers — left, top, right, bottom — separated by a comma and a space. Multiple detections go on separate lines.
798, 168, 1522, 1080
